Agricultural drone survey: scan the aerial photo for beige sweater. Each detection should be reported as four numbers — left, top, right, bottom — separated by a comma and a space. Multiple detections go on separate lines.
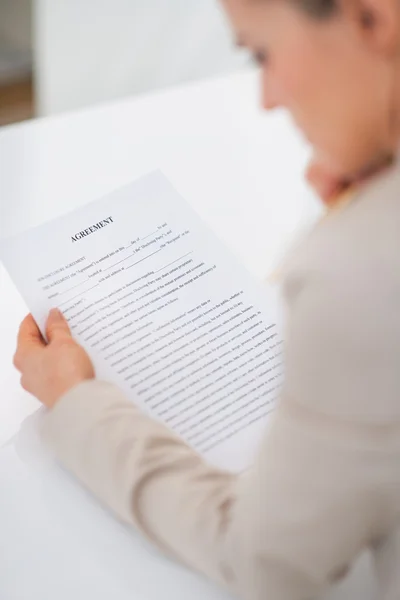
41, 166, 400, 600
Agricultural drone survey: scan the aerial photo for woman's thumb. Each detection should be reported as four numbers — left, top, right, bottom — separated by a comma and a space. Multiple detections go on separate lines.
46, 308, 72, 342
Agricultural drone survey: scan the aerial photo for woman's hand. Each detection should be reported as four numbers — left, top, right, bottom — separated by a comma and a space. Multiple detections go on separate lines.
306, 156, 351, 205
14, 309, 95, 409
306, 152, 394, 204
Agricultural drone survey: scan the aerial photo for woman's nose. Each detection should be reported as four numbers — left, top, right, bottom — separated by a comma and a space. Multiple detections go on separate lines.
260, 69, 282, 111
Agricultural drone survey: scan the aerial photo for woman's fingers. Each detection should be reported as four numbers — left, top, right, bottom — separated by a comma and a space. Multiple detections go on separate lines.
14, 309, 95, 408
46, 308, 72, 343
306, 157, 349, 205
14, 314, 45, 370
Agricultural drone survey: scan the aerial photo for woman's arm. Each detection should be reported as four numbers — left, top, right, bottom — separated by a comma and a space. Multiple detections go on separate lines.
40, 376, 374, 599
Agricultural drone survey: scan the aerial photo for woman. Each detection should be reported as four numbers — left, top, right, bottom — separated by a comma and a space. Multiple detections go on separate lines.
13, 1, 400, 598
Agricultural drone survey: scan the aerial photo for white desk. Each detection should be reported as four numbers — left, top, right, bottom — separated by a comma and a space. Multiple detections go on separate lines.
0, 71, 375, 600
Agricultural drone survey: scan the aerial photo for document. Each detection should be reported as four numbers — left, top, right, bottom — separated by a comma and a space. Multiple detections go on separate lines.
1, 171, 283, 469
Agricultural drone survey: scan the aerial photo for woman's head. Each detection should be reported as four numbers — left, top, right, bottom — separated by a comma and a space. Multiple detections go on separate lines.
222, 0, 400, 179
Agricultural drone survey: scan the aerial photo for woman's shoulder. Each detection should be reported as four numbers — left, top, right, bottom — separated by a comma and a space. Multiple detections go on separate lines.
281, 165, 400, 422
284, 163, 400, 294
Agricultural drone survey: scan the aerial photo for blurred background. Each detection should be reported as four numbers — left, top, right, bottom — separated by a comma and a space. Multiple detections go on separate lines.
0, 0, 247, 127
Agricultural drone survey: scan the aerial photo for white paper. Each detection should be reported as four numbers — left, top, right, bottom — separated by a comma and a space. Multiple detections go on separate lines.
1, 171, 283, 470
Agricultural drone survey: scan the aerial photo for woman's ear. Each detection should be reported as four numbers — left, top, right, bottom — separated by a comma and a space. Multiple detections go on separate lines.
339, 0, 400, 56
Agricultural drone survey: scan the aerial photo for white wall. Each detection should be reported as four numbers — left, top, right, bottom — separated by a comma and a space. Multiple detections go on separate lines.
34, 0, 247, 116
